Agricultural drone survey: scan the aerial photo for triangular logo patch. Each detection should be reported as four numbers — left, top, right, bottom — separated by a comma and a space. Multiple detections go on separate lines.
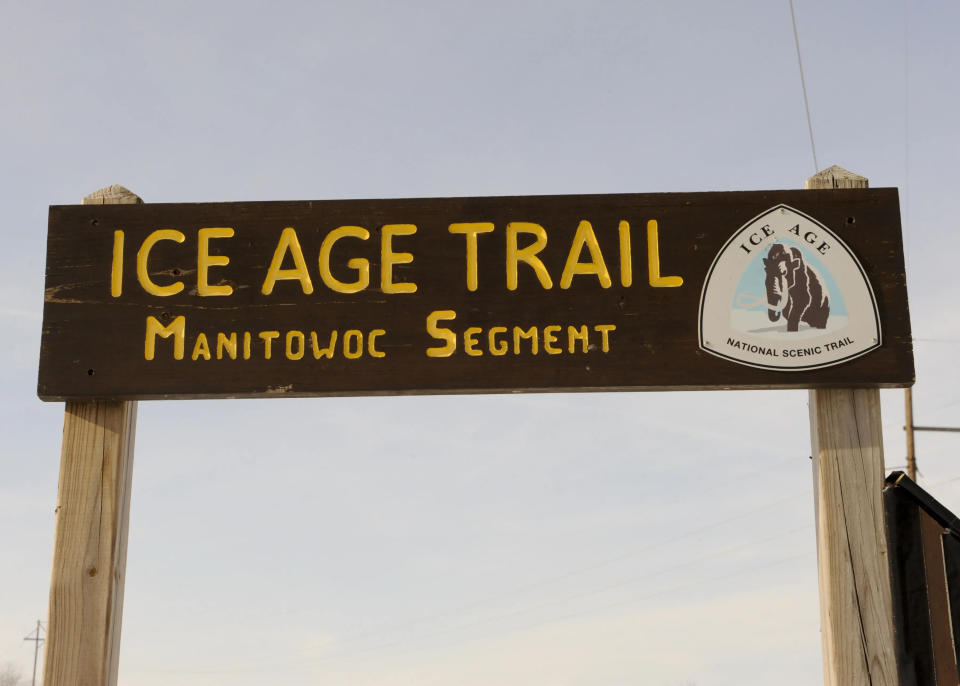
699, 205, 881, 371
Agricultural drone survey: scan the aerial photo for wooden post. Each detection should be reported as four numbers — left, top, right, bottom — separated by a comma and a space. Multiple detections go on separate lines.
905, 388, 917, 480
43, 186, 141, 686
806, 167, 897, 686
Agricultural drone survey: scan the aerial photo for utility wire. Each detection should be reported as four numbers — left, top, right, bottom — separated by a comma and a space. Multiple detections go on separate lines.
789, 0, 819, 173
903, 0, 911, 274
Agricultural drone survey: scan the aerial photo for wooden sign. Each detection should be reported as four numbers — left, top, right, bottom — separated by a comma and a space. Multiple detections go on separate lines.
38, 188, 913, 400
885, 471, 960, 685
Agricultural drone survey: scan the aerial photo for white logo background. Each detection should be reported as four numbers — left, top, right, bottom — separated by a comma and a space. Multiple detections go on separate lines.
699, 205, 881, 371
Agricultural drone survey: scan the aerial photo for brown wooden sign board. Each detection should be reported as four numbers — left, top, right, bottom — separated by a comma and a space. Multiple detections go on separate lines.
38, 188, 913, 400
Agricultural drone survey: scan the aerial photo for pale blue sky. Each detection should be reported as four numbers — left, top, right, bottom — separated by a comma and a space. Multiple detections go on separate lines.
2, 1, 959, 684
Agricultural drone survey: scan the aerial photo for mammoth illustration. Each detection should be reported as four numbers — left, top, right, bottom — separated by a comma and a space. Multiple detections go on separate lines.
763, 243, 830, 331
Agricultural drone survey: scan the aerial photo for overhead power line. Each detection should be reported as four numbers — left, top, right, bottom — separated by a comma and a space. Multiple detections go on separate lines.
789, 0, 819, 173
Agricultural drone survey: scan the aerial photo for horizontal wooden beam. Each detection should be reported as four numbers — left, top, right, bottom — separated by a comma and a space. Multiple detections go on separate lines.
39, 188, 912, 399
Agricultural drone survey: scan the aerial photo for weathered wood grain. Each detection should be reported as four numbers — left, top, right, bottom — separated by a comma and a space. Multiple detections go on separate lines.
79, 185, 143, 206
39, 187, 913, 400
808, 166, 898, 686
919, 511, 958, 684
43, 187, 140, 686
810, 388, 897, 686
44, 401, 137, 686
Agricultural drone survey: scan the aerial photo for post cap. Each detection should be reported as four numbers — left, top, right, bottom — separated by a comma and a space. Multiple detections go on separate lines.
82, 185, 143, 205
804, 165, 869, 190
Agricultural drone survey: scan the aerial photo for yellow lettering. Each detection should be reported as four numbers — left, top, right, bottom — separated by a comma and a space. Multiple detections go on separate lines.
368, 329, 386, 358
191, 333, 211, 361
320, 226, 370, 293
647, 220, 683, 287
426, 310, 456, 357
619, 220, 632, 287
449, 222, 494, 291
543, 325, 562, 354
286, 330, 305, 360
381, 224, 418, 294
144, 315, 185, 360
262, 227, 314, 295
197, 227, 234, 296
111, 230, 124, 297
568, 325, 589, 353
506, 222, 553, 290
560, 220, 611, 289
311, 331, 338, 359
137, 229, 185, 296
259, 331, 280, 359
513, 326, 539, 355
217, 332, 237, 360
464, 327, 483, 356
344, 330, 363, 359
488, 326, 508, 356
243, 332, 251, 360
594, 324, 616, 352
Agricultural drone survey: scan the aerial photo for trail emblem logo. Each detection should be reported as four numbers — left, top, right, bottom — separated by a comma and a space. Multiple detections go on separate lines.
699, 205, 881, 371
